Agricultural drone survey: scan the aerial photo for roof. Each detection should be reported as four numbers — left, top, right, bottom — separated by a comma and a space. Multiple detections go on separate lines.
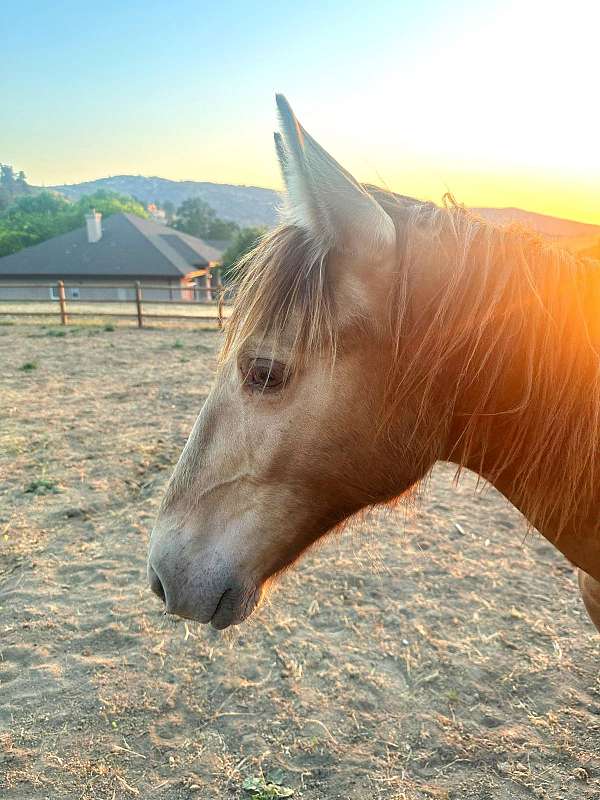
0, 213, 225, 279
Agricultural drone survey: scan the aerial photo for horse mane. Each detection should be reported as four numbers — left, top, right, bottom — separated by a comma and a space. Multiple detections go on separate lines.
223, 188, 600, 538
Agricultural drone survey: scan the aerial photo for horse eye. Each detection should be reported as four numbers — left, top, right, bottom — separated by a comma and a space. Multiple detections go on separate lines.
241, 358, 286, 393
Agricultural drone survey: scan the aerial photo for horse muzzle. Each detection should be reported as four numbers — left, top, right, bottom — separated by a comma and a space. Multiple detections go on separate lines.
147, 524, 261, 629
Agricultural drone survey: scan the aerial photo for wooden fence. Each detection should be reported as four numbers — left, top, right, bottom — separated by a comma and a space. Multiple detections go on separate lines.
0, 280, 233, 328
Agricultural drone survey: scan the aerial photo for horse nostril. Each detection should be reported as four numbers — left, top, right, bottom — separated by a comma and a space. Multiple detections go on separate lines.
148, 565, 166, 604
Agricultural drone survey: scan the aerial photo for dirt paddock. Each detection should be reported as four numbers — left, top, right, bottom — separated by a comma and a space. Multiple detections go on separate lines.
1, 321, 599, 799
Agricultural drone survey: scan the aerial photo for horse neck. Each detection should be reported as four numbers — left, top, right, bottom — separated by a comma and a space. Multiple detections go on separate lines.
434, 233, 600, 578
462, 446, 600, 582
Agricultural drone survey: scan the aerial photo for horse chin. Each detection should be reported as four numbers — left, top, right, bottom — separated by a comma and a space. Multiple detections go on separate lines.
208, 583, 263, 630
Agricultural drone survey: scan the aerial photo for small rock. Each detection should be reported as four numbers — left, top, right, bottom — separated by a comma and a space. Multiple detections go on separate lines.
65, 507, 87, 519
573, 767, 589, 782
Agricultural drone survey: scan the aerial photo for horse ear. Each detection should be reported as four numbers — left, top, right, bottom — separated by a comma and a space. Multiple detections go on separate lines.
274, 94, 395, 259
273, 131, 290, 185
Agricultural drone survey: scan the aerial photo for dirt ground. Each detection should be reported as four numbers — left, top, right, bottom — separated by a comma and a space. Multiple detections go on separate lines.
1, 321, 599, 800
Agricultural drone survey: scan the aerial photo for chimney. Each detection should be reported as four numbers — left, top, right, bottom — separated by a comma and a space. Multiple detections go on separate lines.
85, 210, 102, 243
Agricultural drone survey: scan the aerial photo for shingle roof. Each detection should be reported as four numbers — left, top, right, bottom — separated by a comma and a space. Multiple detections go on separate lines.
0, 213, 224, 279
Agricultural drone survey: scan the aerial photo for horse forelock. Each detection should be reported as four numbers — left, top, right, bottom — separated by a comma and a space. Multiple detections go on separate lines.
221, 224, 337, 367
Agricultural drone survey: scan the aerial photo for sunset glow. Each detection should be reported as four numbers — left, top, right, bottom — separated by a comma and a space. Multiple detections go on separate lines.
5, 0, 600, 223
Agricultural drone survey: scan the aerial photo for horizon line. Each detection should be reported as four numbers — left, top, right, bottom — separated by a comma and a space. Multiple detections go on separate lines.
31, 173, 600, 230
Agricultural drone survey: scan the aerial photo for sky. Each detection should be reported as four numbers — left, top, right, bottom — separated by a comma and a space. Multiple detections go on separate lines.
4, 0, 600, 224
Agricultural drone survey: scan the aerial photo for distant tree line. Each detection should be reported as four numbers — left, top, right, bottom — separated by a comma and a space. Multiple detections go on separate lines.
0, 164, 31, 213
169, 197, 265, 281
0, 183, 148, 258
0, 164, 267, 275
171, 197, 239, 240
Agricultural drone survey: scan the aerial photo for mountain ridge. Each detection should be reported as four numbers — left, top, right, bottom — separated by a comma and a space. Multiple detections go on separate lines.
50, 175, 280, 228
472, 206, 600, 239
49, 175, 600, 240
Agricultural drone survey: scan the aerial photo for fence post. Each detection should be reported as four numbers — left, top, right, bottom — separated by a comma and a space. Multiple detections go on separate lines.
135, 282, 143, 328
58, 280, 68, 325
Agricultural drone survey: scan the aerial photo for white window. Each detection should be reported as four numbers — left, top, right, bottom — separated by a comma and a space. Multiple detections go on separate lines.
69, 287, 80, 300
49, 286, 59, 300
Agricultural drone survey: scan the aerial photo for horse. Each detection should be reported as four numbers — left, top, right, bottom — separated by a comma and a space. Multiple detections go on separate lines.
148, 95, 600, 634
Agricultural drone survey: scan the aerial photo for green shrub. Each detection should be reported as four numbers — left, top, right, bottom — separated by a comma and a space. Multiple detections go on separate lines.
242, 771, 293, 798
24, 479, 60, 495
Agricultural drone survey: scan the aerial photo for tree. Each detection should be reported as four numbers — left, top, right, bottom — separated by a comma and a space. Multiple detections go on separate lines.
3, 191, 70, 218
173, 198, 217, 238
1, 192, 75, 247
173, 197, 239, 240
0, 163, 32, 213
0, 189, 148, 258
0, 187, 12, 214
0, 164, 15, 189
0, 229, 38, 258
206, 216, 240, 241
74, 190, 148, 221
220, 226, 266, 282
162, 200, 175, 222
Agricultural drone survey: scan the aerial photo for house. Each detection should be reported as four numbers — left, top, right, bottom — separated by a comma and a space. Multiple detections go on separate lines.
0, 212, 224, 301
146, 203, 167, 223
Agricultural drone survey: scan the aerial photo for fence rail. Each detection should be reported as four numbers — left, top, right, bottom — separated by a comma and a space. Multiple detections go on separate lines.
0, 280, 233, 328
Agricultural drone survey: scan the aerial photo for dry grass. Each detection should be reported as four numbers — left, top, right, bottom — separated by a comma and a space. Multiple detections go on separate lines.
1, 322, 599, 799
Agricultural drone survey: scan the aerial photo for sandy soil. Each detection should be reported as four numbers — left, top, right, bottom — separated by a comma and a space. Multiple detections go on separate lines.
1, 321, 599, 800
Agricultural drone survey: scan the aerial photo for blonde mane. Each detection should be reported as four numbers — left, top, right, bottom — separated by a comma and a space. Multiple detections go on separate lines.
223, 191, 600, 538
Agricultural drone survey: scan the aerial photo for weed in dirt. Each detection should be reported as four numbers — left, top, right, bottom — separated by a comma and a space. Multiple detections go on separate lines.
24, 478, 61, 495
104, 324, 115, 332
19, 361, 37, 371
173, 339, 184, 349
0, 319, 15, 326
46, 329, 67, 337
242, 771, 294, 798
447, 688, 460, 704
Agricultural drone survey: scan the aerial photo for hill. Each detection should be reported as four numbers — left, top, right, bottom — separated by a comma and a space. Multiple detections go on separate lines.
49, 176, 600, 245
50, 176, 280, 229
472, 206, 600, 239
581, 239, 600, 260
